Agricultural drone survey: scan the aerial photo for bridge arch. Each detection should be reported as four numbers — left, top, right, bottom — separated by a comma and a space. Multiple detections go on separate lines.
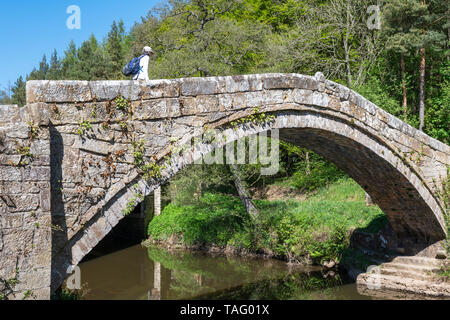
55, 111, 447, 291
2, 73, 447, 297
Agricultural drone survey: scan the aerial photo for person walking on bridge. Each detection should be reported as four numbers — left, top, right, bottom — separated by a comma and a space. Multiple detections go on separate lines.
123, 46, 154, 81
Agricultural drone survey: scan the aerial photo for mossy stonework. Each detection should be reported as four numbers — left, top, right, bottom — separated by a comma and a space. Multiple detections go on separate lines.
0, 73, 449, 299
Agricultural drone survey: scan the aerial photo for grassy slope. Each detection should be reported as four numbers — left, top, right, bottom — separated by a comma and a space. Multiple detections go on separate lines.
147, 178, 387, 264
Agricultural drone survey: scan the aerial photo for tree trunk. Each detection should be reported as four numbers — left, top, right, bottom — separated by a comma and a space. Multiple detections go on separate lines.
305, 151, 311, 175
401, 52, 408, 122
154, 187, 161, 216
419, 0, 426, 131
344, 0, 353, 87
229, 164, 258, 218
365, 192, 374, 206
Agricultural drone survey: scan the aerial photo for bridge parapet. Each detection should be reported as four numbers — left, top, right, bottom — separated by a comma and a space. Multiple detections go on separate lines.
26, 74, 449, 189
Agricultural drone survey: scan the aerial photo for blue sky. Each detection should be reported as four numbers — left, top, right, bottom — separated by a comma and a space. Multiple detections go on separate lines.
0, 0, 162, 91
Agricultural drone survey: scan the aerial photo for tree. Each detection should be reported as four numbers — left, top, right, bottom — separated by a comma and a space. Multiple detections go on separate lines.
63, 35, 110, 80
382, 0, 426, 121
28, 54, 49, 80
47, 49, 62, 80
317, 0, 383, 87
0, 90, 12, 105
11, 76, 26, 107
0, 81, 13, 105
229, 164, 259, 218
131, 0, 267, 78
106, 20, 126, 78
419, 0, 427, 131
61, 40, 78, 78
416, 0, 447, 131
258, 0, 383, 87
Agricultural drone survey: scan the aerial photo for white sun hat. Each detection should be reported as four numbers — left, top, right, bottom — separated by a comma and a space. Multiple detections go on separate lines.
143, 46, 154, 54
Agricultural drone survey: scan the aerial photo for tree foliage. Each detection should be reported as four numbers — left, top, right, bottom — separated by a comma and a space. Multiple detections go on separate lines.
4, 0, 448, 143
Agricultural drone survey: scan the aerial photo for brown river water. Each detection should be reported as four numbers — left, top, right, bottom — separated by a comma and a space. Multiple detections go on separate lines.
75, 244, 371, 300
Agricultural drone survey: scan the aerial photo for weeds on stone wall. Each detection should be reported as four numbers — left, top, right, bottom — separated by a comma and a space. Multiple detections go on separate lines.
230, 107, 275, 128
15, 145, 34, 167
131, 139, 165, 180
76, 120, 92, 136
432, 166, 450, 255
122, 184, 144, 216
114, 96, 130, 112
27, 121, 39, 140
0, 269, 19, 300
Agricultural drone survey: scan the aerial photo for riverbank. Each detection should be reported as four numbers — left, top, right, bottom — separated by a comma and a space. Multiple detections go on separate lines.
145, 178, 387, 267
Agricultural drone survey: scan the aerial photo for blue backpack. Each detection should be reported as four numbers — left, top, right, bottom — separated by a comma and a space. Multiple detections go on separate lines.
122, 55, 144, 76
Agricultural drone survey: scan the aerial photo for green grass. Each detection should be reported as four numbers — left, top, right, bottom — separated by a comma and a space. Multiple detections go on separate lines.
51, 289, 81, 300
147, 178, 386, 265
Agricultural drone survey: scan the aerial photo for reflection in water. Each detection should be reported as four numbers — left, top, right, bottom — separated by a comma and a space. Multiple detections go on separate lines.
76, 244, 369, 300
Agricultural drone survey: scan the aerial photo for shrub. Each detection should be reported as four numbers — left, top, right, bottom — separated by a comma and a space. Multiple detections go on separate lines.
292, 161, 345, 192
147, 180, 386, 264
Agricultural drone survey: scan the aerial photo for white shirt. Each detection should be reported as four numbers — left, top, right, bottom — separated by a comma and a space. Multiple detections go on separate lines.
133, 55, 150, 81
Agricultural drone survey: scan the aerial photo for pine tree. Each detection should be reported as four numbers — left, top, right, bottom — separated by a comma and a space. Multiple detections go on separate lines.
416, 0, 446, 131
11, 76, 26, 107
383, 0, 426, 122
65, 35, 109, 80
47, 49, 62, 80
61, 41, 78, 79
28, 54, 49, 81
106, 20, 125, 78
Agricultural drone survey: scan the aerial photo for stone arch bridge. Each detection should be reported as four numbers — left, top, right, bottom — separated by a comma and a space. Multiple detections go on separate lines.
0, 73, 448, 299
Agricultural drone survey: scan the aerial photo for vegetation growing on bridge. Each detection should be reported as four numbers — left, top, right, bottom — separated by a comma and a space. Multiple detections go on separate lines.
229, 107, 276, 128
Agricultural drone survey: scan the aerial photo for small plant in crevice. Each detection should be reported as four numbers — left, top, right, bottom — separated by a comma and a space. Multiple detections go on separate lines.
115, 96, 131, 113
131, 139, 166, 181
0, 268, 20, 300
27, 121, 39, 140
51, 224, 64, 233
76, 120, 92, 136
122, 198, 138, 216
22, 290, 34, 300
141, 162, 164, 181
119, 120, 129, 133
101, 121, 110, 130
16, 145, 35, 167
230, 107, 276, 129
131, 139, 146, 166
122, 186, 144, 216
90, 103, 97, 120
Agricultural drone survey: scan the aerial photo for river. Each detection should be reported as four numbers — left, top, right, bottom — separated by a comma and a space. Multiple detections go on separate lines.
74, 244, 370, 300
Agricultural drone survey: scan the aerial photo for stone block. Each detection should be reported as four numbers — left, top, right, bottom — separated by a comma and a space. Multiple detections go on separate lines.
225, 75, 250, 93
0, 105, 20, 125
181, 78, 217, 96
0, 214, 23, 229
0, 166, 22, 181
23, 167, 50, 181
27, 80, 92, 103
8, 194, 40, 212
140, 80, 180, 99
